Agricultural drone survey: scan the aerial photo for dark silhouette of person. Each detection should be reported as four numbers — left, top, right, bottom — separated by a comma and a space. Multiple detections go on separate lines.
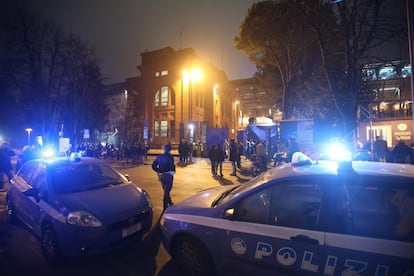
287, 137, 300, 162
152, 144, 176, 210
373, 136, 388, 162
208, 144, 217, 176
215, 144, 226, 177
229, 139, 239, 176
392, 140, 410, 164
178, 139, 186, 163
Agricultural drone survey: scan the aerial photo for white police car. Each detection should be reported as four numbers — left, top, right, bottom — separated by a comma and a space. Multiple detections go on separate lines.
160, 157, 414, 275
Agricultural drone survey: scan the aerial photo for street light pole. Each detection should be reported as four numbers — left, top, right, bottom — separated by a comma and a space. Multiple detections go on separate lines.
180, 70, 186, 140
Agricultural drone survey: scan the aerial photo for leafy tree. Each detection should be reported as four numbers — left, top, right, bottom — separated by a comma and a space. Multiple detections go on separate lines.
306, 0, 407, 139
235, 0, 407, 140
0, 5, 108, 146
235, 0, 335, 121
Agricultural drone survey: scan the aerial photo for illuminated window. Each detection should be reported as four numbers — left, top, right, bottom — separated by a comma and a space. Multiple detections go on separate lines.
154, 121, 168, 137
161, 86, 168, 106
161, 70, 168, 76
155, 72, 160, 77
160, 121, 168, 137
155, 86, 169, 107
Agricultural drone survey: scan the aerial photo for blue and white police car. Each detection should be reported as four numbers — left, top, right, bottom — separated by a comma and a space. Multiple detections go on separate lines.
160, 155, 414, 275
7, 155, 153, 264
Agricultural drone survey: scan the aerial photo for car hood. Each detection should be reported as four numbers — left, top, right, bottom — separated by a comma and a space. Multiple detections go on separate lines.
56, 183, 148, 224
168, 185, 236, 210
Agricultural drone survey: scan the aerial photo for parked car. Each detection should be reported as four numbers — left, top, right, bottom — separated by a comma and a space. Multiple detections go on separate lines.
160, 158, 414, 275
6, 155, 153, 264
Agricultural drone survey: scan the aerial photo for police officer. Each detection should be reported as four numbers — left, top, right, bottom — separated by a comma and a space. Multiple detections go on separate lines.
152, 144, 176, 210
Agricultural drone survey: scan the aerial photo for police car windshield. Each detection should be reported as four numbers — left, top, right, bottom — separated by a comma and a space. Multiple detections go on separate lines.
50, 162, 128, 193
213, 175, 268, 206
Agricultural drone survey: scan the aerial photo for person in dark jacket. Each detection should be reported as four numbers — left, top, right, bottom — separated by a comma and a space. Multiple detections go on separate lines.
214, 144, 226, 177
152, 144, 176, 210
373, 136, 388, 162
178, 139, 186, 163
208, 144, 217, 176
392, 140, 410, 164
229, 139, 239, 176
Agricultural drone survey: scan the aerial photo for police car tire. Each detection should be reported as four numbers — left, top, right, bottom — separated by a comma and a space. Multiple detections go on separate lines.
41, 224, 63, 265
172, 235, 216, 276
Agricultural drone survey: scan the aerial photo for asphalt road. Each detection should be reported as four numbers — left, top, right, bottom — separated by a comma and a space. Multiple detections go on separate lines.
0, 155, 253, 276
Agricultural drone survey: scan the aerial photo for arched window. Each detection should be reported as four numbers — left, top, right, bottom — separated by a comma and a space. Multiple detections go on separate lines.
155, 86, 175, 107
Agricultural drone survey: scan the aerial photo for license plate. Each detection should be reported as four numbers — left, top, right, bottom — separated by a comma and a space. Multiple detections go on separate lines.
122, 223, 141, 238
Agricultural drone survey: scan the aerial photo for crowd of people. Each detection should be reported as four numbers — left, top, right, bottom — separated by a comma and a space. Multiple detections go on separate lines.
74, 141, 150, 167
178, 139, 204, 164
358, 136, 414, 164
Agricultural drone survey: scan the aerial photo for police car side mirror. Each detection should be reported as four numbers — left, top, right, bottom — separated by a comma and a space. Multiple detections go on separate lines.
23, 188, 41, 203
224, 208, 247, 220
224, 208, 235, 220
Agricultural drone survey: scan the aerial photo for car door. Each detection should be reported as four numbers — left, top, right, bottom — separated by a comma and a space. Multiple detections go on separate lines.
21, 163, 48, 230
11, 161, 39, 223
218, 177, 325, 275
322, 176, 414, 276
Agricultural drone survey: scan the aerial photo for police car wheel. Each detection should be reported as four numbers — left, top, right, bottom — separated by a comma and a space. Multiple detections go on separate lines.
172, 235, 216, 276
41, 224, 62, 265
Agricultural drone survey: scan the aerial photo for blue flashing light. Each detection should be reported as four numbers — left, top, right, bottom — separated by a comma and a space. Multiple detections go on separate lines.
326, 143, 352, 161
40, 147, 55, 159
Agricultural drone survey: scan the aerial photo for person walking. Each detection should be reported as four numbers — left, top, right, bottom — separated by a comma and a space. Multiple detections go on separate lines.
237, 141, 243, 169
178, 139, 186, 163
229, 139, 239, 176
215, 143, 225, 177
152, 144, 176, 210
208, 144, 217, 176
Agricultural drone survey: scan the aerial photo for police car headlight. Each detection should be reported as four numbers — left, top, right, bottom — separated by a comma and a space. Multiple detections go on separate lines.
67, 211, 102, 228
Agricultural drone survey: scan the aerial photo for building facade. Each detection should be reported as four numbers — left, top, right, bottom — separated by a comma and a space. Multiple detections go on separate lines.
122, 47, 238, 148
104, 49, 413, 153
357, 60, 413, 148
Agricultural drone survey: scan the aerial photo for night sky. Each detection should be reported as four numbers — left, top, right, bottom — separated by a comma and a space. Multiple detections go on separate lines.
8, 0, 259, 83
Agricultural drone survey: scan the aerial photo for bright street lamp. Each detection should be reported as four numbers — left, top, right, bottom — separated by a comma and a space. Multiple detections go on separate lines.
25, 128, 32, 145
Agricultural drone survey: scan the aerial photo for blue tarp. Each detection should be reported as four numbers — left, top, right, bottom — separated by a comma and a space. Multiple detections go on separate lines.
246, 124, 277, 144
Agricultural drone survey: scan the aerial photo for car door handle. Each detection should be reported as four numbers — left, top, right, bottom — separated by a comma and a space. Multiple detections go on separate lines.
290, 234, 319, 245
